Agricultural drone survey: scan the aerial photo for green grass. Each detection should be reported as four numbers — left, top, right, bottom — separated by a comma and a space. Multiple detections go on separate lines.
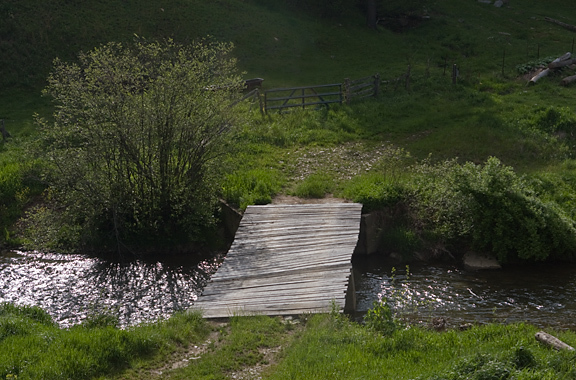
292, 172, 336, 198
3, 0, 576, 253
0, 303, 210, 380
7, 301, 573, 380
266, 314, 576, 380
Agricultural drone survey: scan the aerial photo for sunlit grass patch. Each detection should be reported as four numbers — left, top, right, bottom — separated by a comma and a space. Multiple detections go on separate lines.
292, 172, 336, 198
268, 313, 576, 380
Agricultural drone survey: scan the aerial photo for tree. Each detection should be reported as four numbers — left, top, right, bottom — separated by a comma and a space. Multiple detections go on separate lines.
35, 38, 243, 254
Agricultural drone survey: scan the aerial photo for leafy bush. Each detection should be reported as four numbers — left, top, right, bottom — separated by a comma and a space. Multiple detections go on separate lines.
0, 152, 45, 246
33, 38, 243, 254
364, 300, 397, 336
520, 106, 576, 136
411, 157, 576, 262
515, 56, 557, 75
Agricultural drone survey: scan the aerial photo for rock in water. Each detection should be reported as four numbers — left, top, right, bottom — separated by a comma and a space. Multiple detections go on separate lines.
462, 251, 501, 271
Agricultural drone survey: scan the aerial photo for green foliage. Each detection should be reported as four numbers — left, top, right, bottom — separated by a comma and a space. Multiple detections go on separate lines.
519, 106, 576, 137
239, 109, 357, 148
0, 149, 44, 247
380, 225, 422, 259
412, 157, 576, 262
376, 0, 431, 16
513, 346, 537, 370
340, 173, 407, 211
81, 311, 120, 329
170, 315, 291, 379
292, 172, 335, 198
270, 314, 576, 380
515, 56, 557, 75
222, 169, 283, 210
32, 38, 243, 254
364, 300, 397, 336
419, 346, 542, 380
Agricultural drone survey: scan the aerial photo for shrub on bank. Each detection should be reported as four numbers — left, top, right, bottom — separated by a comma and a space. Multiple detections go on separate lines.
411, 157, 576, 263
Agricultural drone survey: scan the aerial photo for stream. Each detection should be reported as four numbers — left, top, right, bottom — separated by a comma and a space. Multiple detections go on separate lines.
0, 250, 220, 327
1, 250, 575, 329
353, 255, 576, 330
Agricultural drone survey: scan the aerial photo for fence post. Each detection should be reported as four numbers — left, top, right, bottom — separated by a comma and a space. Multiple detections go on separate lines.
344, 78, 351, 105
264, 91, 268, 114
373, 73, 380, 97
255, 89, 264, 115
452, 64, 458, 84
302, 88, 305, 109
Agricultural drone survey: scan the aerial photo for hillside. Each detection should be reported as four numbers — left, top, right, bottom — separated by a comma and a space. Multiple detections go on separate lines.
3, 0, 576, 259
2, 0, 576, 89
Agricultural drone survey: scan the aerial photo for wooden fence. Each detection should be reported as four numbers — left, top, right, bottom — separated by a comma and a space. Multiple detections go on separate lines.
263, 83, 343, 113
343, 74, 380, 103
244, 74, 381, 113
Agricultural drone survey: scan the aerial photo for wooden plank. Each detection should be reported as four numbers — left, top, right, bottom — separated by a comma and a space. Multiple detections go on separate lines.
215, 255, 352, 271
210, 267, 352, 284
211, 264, 351, 282
192, 203, 362, 319
197, 286, 348, 303
202, 273, 351, 291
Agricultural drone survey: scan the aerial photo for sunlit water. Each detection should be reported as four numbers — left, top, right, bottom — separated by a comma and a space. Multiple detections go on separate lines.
353, 255, 576, 330
3, 249, 576, 329
0, 250, 221, 328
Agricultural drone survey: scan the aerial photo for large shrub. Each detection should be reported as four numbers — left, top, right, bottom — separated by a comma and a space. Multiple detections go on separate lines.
33, 38, 243, 254
412, 157, 576, 262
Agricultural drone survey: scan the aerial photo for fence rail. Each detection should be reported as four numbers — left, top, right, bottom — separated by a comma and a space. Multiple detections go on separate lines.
263, 83, 343, 112
344, 74, 380, 103
238, 73, 384, 113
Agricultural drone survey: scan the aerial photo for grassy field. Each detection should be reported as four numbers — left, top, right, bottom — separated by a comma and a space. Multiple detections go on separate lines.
2, 303, 576, 380
2, 0, 576, 252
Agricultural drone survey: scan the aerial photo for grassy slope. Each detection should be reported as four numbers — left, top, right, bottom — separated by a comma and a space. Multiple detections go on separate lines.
3, 0, 576, 158
2, 0, 576, 245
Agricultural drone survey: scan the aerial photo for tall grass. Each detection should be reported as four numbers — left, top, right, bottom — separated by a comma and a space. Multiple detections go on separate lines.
268, 313, 576, 380
0, 303, 210, 380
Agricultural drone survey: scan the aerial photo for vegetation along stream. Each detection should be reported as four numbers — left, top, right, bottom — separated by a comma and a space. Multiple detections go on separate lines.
2, 249, 576, 329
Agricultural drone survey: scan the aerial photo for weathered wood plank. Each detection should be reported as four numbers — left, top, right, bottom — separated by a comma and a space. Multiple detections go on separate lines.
198, 287, 349, 303
211, 262, 351, 281
191, 203, 362, 319
203, 270, 351, 289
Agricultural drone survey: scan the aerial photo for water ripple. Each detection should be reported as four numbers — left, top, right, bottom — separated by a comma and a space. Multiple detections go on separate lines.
0, 251, 221, 328
352, 257, 576, 329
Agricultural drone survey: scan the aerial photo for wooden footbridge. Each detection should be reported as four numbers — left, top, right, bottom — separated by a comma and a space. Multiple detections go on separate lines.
193, 203, 363, 319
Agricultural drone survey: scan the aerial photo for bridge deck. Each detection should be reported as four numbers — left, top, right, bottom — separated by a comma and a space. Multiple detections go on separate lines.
193, 203, 362, 319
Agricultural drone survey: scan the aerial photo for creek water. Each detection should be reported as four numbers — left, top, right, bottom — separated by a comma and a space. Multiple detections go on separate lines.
352, 255, 576, 330
0, 250, 220, 327
1, 250, 576, 329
